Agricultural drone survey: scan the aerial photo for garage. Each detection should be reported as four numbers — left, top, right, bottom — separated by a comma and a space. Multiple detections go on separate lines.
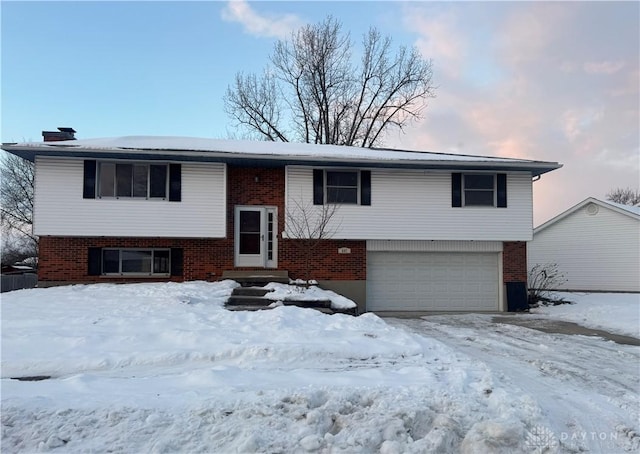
366, 251, 500, 311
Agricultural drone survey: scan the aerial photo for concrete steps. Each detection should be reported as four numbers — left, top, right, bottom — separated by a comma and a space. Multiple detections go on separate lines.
221, 271, 356, 315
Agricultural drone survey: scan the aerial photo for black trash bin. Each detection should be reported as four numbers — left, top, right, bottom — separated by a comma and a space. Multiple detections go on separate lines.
506, 281, 528, 312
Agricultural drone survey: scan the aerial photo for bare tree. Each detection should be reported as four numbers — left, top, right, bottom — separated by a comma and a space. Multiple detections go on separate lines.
225, 16, 435, 147
1, 153, 37, 261
606, 187, 640, 206
285, 197, 340, 282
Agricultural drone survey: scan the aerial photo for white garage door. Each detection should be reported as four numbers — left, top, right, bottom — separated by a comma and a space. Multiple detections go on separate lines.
367, 252, 499, 311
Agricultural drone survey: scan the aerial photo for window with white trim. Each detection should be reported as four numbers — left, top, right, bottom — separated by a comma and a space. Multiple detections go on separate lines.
97, 162, 168, 199
463, 174, 495, 206
325, 170, 359, 204
102, 249, 170, 275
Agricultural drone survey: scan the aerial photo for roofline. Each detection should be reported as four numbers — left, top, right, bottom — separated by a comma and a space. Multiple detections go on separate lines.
534, 197, 640, 234
1, 142, 562, 177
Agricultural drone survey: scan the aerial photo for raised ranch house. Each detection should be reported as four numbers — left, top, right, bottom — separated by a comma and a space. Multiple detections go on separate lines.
2, 131, 561, 312
528, 197, 640, 293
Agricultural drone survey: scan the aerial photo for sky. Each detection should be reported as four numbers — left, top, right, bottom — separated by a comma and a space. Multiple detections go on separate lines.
2, 0, 638, 225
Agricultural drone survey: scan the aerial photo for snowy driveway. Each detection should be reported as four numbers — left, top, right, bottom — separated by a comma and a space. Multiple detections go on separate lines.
387, 314, 640, 453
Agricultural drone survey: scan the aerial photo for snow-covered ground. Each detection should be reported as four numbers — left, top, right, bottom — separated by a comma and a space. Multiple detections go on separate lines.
530, 292, 640, 337
1, 282, 638, 453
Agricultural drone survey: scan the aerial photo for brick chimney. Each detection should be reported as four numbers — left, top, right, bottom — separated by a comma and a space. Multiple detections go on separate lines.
42, 127, 76, 142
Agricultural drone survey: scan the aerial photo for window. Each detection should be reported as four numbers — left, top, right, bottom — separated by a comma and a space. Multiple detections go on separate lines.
463, 174, 495, 206
313, 169, 371, 206
325, 170, 359, 204
101, 249, 170, 275
452, 173, 507, 208
97, 162, 168, 199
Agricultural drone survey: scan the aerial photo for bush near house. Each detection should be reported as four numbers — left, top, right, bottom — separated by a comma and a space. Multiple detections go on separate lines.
528, 263, 572, 307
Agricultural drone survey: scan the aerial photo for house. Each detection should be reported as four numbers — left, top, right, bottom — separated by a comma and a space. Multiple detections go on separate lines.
528, 197, 640, 293
1, 132, 561, 312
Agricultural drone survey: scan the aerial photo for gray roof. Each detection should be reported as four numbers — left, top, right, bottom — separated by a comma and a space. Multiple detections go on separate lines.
2, 136, 562, 176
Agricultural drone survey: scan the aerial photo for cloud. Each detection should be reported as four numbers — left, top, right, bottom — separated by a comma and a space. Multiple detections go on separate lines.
397, 1, 639, 225
583, 60, 626, 75
221, 0, 303, 39
561, 109, 604, 143
403, 5, 468, 79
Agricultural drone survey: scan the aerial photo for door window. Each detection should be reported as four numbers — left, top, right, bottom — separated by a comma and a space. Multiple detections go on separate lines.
239, 210, 261, 255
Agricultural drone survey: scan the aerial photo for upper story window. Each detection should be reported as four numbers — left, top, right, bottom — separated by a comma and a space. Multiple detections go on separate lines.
326, 170, 359, 204
98, 162, 168, 199
452, 173, 507, 208
312, 169, 371, 206
463, 174, 495, 206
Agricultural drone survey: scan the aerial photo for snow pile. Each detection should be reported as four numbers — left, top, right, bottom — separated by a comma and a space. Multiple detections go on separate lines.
531, 292, 640, 337
2, 281, 549, 453
264, 282, 357, 309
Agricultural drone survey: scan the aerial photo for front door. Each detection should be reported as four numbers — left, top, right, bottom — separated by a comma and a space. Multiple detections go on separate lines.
235, 206, 277, 268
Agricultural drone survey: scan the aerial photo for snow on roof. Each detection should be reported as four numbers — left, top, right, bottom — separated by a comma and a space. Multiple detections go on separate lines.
3, 135, 559, 167
604, 199, 640, 216
5, 136, 505, 161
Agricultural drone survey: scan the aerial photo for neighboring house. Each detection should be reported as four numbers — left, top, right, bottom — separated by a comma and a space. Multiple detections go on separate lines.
528, 197, 640, 292
2, 134, 561, 312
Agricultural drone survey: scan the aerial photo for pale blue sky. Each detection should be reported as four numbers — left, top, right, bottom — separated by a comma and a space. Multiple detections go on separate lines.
2, 1, 639, 224
2, 1, 404, 140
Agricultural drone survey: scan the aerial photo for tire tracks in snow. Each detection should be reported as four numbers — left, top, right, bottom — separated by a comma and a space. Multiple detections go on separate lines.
388, 315, 640, 453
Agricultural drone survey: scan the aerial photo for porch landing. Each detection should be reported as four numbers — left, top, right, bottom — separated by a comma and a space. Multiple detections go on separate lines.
222, 270, 290, 286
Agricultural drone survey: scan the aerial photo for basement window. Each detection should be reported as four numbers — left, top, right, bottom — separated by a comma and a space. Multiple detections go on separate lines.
102, 249, 170, 276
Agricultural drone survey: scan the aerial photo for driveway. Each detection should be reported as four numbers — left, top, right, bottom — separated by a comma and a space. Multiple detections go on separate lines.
386, 314, 640, 453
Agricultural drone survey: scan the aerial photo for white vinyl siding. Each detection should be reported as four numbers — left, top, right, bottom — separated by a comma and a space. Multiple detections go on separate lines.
367, 240, 503, 252
528, 204, 640, 292
34, 157, 226, 238
286, 167, 533, 241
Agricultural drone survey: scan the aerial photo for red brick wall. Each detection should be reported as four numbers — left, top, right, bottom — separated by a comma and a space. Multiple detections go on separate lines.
503, 241, 527, 283
38, 165, 366, 283
280, 240, 366, 280
227, 167, 285, 238
38, 236, 232, 283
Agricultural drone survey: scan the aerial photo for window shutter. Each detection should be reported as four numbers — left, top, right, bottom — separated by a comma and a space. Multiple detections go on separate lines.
360, 170, 371, 206
313, 169, 324, 205
452, 173, 462, 207
169, 164, 181, 202
87, 247, 102, 276
170, 248, 183, 276
83, 160, 97, 199
497, 174, 507, 208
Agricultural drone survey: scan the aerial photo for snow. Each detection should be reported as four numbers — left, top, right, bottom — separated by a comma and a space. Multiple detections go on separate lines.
6, 135, 555, 166
531, 292, 640, 337
2, 282, 638, 453
264, 282, 356, 309
605, 199, 640, 216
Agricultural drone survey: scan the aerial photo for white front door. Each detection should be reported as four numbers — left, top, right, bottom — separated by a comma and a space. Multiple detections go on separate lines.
235, 206, 277, 268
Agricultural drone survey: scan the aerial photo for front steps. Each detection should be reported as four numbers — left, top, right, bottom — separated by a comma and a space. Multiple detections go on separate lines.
222, 271, 356, 315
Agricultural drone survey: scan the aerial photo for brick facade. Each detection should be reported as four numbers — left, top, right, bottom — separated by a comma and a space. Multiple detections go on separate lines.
502, 241, 528, 283
38, 165, 365, 284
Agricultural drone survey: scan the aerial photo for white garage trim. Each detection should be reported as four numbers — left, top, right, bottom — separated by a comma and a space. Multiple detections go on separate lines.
367, 250, 501, 312
367, 240, 503, 252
